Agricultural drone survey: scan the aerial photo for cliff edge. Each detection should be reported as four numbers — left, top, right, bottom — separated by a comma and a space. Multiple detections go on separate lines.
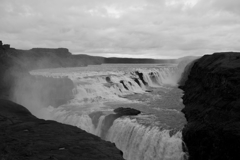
0, 99, 124, 160
179, 52, 240, 160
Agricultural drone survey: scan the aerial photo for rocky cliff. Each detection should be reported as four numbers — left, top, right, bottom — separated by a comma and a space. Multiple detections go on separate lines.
179, 52, 240, 160
0, 99, 124, 160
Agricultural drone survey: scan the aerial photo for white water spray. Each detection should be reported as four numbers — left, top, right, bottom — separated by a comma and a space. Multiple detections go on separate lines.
47, 108, 186, 160
106, 118, 185, 160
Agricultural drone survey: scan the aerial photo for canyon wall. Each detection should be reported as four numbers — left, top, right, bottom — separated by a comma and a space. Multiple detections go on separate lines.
179, 52, 240, 160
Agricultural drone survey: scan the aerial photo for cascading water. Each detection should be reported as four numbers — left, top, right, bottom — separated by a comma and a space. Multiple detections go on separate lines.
30, 62, 194, 160
106, 118, 185, 160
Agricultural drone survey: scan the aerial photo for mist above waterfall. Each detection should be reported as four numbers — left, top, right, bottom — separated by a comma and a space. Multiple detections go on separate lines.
11, 73, 50, 119
11, 73, 74, 119
5, 53, 76, 119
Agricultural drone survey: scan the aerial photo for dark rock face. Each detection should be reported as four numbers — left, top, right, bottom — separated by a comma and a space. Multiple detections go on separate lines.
179, 52, 240, 160
120, 80, 129, 90
0, 99, 124, 160
135, 71, 148, 85
106, 76, 112, 83
114, 107, 141, 116
3, 44, 10, 49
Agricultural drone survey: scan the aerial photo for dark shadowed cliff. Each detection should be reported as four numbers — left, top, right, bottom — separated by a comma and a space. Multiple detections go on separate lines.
179, 52, 240, 160
0, 99, 124, 160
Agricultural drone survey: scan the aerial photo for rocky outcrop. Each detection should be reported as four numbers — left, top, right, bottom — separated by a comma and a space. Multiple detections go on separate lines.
0, 99, 124, 160
179, 52, 240, 160
113, 107, 141, 116
0, 41, 10, 50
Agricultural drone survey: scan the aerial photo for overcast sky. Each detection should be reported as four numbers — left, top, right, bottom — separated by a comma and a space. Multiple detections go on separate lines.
0, 0, 240, 58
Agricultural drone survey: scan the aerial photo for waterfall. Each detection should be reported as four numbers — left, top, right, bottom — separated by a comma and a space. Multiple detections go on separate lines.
106, 118, 185, 160
29, 63, 195, 160
95, 115, 106, 136
66, 67, 184, 104
49, 107, 96, 134
47, 106, 186, 160
30, 66, 186, 105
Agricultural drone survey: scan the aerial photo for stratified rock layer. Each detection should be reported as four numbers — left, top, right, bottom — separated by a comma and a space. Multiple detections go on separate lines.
179, 52, 240, 160
0, 99, 124, 160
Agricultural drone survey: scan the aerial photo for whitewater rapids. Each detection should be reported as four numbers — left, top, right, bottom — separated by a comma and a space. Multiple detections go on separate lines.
29, 63, 191, 160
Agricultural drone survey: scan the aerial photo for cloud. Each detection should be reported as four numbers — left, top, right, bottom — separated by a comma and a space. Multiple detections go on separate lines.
0, 0, 239, 58
210, 0, 240, 14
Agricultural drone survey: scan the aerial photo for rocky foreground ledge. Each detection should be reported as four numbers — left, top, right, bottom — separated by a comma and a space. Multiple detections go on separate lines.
0, 99, 124, 160
179, 52, 240, 160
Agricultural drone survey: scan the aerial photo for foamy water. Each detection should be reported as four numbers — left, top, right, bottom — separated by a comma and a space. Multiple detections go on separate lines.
29, 63, 188, 160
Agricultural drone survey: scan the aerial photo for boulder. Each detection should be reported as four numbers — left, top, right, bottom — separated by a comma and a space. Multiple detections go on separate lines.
114, 107, 141, 116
